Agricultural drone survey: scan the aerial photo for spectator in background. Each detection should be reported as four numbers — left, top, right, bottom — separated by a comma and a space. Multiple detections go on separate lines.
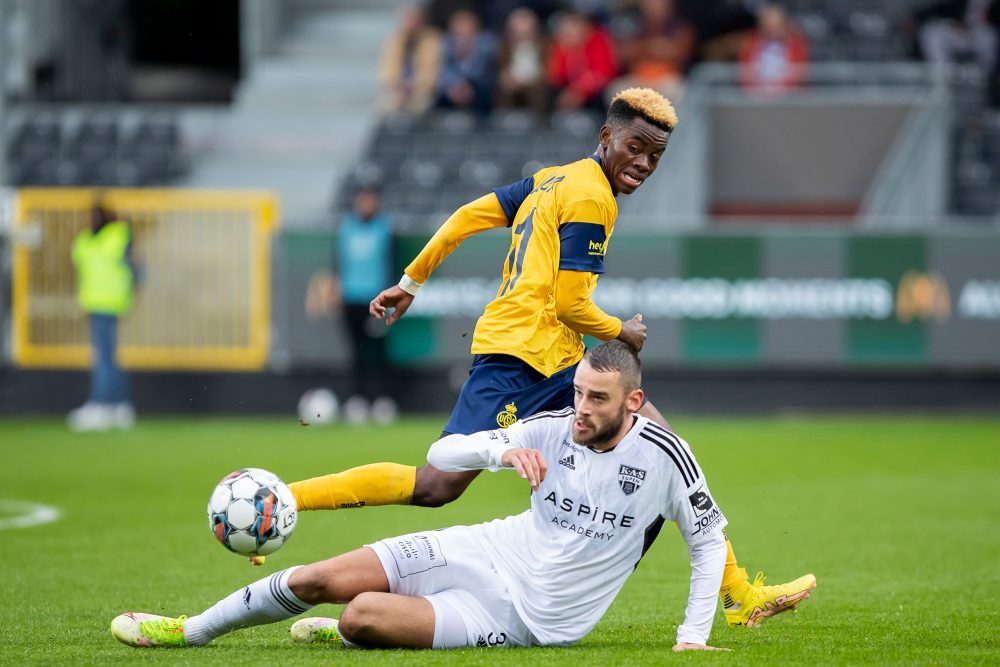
479, 0, 564, 34
548, 10, 619, 111
497, 7, 550, 116
916, 0, 999, 75
739, 3, 809, 93
691, 0, 762, 62
377, 4, 443, 118
425, 0, 477, 30
68, 199, 136, 432
435, 9, 498, 114
610, 0, 695, 103
335, 187, 397, 425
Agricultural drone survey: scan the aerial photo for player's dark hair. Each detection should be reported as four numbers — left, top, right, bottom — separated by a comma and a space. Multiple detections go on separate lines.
583, 340, 642, 392
606, 87, 678, 133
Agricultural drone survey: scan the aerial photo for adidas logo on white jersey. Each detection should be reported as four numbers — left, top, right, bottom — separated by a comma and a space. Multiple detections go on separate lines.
559, 453, 576, 470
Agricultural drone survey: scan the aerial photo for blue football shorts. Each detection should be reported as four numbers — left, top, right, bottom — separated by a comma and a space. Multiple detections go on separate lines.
442, 354, 577, 435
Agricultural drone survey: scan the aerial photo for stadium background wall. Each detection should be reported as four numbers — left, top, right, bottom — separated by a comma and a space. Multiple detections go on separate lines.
5, 221, 1000, 415
274, 228, 1000, 371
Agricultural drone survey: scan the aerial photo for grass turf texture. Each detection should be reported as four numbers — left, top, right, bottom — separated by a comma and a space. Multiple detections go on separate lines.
1, 414, 998, 665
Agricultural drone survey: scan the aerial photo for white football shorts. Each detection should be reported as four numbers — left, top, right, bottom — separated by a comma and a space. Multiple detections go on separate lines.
368, 525, 535, 649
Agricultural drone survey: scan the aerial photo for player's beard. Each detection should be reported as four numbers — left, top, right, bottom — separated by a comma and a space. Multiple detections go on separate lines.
576, 404, 628, 449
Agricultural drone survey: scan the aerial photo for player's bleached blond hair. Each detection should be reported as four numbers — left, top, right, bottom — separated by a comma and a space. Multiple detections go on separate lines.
607, 87, 678, 132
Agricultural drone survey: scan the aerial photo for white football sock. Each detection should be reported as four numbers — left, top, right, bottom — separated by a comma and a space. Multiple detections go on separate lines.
184, 566, 313, 646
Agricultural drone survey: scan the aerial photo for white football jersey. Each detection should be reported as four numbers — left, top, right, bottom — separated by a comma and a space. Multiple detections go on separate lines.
427, 409, 728, 646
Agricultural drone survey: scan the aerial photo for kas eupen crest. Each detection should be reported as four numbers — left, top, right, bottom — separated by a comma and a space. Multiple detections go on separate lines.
618, 464, 647, 495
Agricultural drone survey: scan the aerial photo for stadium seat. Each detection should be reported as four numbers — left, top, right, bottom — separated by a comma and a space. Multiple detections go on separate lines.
430, 110, 478, 134
7, 114, 61, 183
458, 159, 502, 186
121, 113, 180, 181
399, 159, 444, 187
54, 159, 83, 186
551, 110, 601, 137
66, 113, 119, 165
489, 110, 541, 134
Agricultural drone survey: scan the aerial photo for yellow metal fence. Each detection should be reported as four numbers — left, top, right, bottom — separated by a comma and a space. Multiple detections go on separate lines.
12, 189, 278, 371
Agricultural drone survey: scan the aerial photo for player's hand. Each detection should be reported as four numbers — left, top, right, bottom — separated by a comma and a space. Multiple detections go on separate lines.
369, 285, 415, 326
500, 448, 547, 492
617, 313, 647, 352
672, 643, 731, 652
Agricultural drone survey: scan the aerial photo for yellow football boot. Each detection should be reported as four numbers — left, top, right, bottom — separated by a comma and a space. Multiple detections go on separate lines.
110, 613, 188, 647
722, 569, 817, 628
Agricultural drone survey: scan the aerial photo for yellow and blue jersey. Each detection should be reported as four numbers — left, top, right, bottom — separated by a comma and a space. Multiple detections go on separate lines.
402, 155, 623, 433
471, 156, 618, 377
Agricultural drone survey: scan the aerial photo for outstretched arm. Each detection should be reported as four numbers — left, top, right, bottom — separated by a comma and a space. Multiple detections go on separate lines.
663, 435, 729, 650
427, 430, 547, 491
554, 269, 621, 339
405, 193, 509, 285
554, 270, 647, 351
370, 193, 508, 325
674, 532, 727, 649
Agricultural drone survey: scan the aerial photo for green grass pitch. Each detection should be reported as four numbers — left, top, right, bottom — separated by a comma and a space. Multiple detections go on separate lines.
1, 414, 998, 665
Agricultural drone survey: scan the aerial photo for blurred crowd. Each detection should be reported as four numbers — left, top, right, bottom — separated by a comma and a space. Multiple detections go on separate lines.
377, 0, 1000, 119
377, 0, 812, 119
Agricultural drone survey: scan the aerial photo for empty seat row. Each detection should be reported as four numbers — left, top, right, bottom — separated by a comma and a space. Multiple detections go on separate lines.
6, 112, 183, 187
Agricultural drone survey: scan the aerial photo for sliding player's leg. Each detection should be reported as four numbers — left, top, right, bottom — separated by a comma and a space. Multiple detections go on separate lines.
638, 399, 817, 627
290, 462, 417, 510
294, 525, 534, 649
290, 354, 574, 512
110, 548, 388, 648
311, 592, 436, 648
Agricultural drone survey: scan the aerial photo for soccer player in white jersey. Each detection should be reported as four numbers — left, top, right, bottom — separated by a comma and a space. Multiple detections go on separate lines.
111, 341, 811, 651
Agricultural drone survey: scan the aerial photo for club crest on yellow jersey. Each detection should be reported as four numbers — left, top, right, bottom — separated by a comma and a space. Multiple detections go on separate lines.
496, 402, 518, 428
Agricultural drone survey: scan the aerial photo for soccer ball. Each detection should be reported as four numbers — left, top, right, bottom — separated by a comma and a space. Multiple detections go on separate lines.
207, 468, 297, 556
298, 388, 339, 425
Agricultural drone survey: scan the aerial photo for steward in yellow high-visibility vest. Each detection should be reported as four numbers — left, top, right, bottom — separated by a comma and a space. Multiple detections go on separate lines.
68, 202, 136, 432
71, 218, 133, 315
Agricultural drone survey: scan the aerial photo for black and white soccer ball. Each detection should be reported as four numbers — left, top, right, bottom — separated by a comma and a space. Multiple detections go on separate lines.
207, 468, 297, 556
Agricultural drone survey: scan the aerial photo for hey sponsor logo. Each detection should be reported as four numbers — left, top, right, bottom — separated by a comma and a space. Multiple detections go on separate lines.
588, 239, 608, 257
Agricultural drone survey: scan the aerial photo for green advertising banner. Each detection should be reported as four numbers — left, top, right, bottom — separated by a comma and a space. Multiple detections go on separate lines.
274, 229, 1000, 370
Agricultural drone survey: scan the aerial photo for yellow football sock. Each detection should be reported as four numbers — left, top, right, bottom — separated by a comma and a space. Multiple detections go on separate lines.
719, 536, 750, 597
289, 463, 416, 510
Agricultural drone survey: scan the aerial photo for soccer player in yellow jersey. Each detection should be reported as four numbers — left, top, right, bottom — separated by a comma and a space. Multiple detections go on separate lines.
290, 88, 816, 628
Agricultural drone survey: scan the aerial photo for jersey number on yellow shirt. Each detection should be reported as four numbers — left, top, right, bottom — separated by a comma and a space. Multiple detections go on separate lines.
499, 207, 536, 297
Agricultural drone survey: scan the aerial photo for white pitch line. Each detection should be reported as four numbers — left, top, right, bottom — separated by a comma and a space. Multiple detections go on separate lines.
0, 499, 62, 530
